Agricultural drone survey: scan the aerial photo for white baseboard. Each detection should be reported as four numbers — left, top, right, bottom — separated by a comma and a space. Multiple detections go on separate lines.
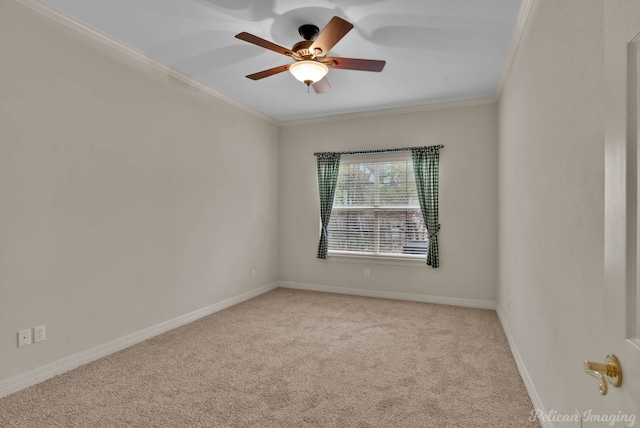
4, 280, 542, 427
278, 281, 497, 310
0, 282, 278, 398
496, 306, 549, 428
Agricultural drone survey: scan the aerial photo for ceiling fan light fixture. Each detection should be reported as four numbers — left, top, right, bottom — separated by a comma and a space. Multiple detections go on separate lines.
289, 60, 328, 85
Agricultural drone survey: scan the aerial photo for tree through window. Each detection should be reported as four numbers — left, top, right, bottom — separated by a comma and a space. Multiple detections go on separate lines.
328, 153, 428, 257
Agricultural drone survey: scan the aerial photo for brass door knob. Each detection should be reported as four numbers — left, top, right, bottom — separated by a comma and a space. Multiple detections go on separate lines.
584, 354, 623, 395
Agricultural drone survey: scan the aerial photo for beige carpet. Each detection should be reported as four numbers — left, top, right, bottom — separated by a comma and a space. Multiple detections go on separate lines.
0, 288, 539, 427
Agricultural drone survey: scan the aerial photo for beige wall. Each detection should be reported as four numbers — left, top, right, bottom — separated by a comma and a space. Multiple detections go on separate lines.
279, 104, 498, 304
498, 0, 607, 422
0, 1, 279, 381
4, 1, 619, 422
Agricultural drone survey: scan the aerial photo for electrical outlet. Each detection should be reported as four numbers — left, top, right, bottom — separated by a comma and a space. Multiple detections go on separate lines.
18, 329, 31, 347
364, 269, 370, 278
251, 269, 256, 278
34, 325, 46, 343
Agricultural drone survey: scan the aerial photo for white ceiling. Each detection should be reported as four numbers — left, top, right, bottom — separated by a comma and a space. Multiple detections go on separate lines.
40, 0, 523, 122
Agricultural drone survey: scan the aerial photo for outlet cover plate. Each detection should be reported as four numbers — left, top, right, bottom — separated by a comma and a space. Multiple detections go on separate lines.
18, 329, 31, 347
34, 325, 46, 343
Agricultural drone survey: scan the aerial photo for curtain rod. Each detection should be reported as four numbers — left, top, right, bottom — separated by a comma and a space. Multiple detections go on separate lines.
314, 145, 443, 157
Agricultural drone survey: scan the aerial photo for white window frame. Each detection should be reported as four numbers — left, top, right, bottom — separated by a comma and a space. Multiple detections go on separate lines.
327, 152, 428, 263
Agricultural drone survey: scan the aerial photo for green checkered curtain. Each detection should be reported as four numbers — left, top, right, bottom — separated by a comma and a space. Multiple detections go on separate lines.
316, 153, 342, 259
412, 146, 441, 268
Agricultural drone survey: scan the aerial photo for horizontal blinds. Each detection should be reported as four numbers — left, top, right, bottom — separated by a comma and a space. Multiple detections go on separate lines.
328, 158, 428, 255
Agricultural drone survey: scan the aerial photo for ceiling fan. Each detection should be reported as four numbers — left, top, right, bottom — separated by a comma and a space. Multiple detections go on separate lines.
235, 16, 386, 93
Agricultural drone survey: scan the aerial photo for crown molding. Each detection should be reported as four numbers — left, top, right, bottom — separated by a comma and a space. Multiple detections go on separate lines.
279, 97, 497, 127
13, 0, 280, 127
494, 0, 536, 100
15, 0, 530, 128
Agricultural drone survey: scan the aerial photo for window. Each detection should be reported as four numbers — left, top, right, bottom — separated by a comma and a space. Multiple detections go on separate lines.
327, 153, 428, 257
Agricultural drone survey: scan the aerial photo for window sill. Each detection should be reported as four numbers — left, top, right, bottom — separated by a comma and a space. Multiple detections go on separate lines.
326, 252, 428, 267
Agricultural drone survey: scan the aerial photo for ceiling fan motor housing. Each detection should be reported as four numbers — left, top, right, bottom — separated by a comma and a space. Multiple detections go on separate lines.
292, 40, 314, 59
294, 24, 325, 59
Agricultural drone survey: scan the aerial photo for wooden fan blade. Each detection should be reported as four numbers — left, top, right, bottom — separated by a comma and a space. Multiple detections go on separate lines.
235, 32, 296, 57
312, 77, 331, 94
309, 16, 353, 57
246, 64, 291, 80
324, 57, 386, 72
